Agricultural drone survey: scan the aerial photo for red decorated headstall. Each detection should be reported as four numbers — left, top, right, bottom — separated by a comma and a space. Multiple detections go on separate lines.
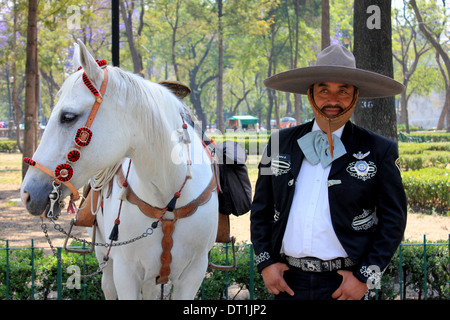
24, 60, 109, 203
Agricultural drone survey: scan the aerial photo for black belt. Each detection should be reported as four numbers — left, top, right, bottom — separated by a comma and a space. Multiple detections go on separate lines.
284, 255, 355, 272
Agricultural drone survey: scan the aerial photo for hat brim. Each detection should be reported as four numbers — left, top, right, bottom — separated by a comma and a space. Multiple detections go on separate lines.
264, 66, 405, 98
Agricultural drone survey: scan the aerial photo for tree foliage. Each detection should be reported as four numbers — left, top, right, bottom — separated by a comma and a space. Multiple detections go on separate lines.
0, 0, 447, 137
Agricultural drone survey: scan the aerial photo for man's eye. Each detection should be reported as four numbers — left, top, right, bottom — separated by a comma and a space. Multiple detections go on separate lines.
60, 112, 78, 124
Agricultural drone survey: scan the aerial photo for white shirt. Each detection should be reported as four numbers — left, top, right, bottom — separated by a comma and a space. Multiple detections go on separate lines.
281, 121, 348, 260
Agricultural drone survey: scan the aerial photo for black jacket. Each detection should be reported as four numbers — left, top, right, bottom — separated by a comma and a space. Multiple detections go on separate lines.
250, 120, 407, 284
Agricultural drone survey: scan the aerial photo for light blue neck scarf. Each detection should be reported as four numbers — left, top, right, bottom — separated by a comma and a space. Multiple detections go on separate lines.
297, 130, 346, 168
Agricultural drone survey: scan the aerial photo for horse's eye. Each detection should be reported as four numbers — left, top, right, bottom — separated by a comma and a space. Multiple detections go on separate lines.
60, 112, 78, 124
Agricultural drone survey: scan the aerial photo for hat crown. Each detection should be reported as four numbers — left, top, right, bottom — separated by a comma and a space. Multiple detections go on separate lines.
315, 44, 356, 68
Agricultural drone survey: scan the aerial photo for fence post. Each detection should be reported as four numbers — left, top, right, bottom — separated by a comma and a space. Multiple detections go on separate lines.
31, 239, 35, 300
423, 235, 427, 300
82, 242, 87, 300
398, 244, 403, 300
57, 247, 62, 300
249, 244, 254, 300
225, 243, 230, 300
5, 240, 10, 300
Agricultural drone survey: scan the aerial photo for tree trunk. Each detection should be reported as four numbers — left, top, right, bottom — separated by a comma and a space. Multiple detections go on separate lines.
166, 0, 181, 81
353, 0, 398, 141
12, 0, 22, 153
293, 0, 302, 124
34, 42, 39, 149
410, 0, 449, 132
120, 0, 144, 76
189, 86, 208, 131
217, 0, 224, 133
437, 90, 450, 131
23, 0, 39, 178
321, 0, 330, 49
266, 22, 278, 129
400, 91, 410, 133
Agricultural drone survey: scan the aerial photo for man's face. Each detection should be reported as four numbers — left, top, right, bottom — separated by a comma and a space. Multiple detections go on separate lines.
312, 82, 356, 118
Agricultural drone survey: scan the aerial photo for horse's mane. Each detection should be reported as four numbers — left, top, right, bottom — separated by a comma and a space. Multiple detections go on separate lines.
104, 67, 195, 191
107, 67, 192, 148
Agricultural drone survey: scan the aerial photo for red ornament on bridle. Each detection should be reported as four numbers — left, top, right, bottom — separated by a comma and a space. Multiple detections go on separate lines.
24, 60, 109, 203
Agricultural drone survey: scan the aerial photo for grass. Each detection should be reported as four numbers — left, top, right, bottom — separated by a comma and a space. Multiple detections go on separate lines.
0, 153, 22, 185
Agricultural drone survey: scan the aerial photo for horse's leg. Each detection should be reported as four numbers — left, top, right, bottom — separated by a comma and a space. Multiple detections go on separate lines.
112, 257, 143, 300
171, 254, 209, 300
89, 218, 118, 300
100, 258, 117, 300
142, 280, 162, 300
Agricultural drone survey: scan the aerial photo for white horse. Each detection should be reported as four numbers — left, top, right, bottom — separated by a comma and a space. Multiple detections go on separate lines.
20, 40, 218, 299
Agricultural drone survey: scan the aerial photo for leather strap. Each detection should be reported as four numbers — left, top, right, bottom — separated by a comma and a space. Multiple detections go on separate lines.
23, 157, 80, 200
116, 166, 217, 221
115, 165, 217, 284
73, 185, 98, 227
85, 68, 108, 129
156, 219, 175, 284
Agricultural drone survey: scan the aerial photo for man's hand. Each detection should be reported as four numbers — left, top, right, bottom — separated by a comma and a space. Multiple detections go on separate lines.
332, 270, 368, 300
261, 263, 295, 296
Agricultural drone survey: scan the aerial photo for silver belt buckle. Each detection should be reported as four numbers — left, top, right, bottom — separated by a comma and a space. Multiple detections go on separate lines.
285, 256, 353, 272
301, 258, 322, 272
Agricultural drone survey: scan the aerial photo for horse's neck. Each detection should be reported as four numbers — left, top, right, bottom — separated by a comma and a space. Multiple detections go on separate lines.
126, 122, 197, 208
128, 153, 185, 210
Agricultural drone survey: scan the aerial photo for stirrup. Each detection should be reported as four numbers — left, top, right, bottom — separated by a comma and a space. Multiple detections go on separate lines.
63, 219, 96, 254
208, 236, 237, 271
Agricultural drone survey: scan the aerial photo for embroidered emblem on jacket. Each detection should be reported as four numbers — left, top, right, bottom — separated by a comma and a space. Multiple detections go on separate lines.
353, 151, 370, 160
271, 154, 291, 176
274, 208, 281, 222
351, 209, 377, 231
360, 265, 383, 289
395, 157, 401, 172
255, 252, 270, 265
346, 151, 377, 181
327, 179, 341, 187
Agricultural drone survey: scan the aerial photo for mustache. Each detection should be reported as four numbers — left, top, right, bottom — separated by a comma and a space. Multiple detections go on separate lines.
322, 105, 344, 112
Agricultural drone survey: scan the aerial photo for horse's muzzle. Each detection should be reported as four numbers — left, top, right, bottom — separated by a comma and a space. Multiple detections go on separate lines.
20, 178, 57, 217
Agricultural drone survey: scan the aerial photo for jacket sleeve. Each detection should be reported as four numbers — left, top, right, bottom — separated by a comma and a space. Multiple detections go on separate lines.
353, 141, 407, 286
250, 138, 277, 273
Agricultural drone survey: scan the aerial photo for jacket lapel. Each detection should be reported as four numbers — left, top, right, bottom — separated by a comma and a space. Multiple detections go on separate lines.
290, 121, 314, 179
329, 121, 355, 177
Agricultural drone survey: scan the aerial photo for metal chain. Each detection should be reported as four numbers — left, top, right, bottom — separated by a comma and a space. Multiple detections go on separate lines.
40, 217, 155, 278
49, 218, 154, 247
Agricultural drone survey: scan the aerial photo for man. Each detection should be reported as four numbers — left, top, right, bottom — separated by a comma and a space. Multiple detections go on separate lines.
250, 44, 407, 300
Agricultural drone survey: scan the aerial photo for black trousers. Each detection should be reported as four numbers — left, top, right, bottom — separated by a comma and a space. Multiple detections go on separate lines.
274, 266, 344, 300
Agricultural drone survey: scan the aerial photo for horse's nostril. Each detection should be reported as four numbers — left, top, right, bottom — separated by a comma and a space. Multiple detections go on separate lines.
20, 189, 31, 206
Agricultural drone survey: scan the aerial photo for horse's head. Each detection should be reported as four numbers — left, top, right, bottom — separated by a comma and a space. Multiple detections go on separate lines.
20, 40, 133, 217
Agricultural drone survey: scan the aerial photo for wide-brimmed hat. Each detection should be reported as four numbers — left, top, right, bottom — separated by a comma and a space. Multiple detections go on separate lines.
158, 80, 191, 99
264, 44, 405, 98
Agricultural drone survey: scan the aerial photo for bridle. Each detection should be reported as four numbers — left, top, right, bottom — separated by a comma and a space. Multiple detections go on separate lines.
23, 60, 109, 217
23, 59, 196, 222
25, 60, 221, 284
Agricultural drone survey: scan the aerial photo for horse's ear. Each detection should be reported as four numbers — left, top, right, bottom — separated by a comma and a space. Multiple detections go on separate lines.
73, 42, 81, 70
76, 39, 103, 83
